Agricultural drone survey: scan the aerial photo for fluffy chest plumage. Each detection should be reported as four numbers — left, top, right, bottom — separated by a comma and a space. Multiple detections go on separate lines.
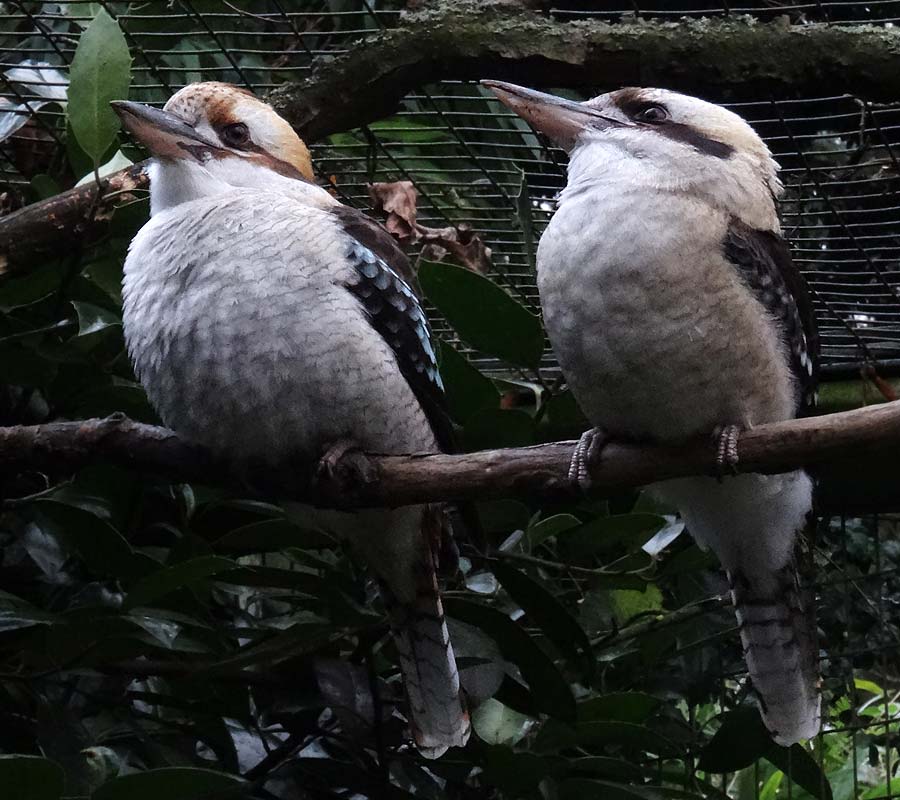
538, 186, 795, 442
122, 192, 435, 464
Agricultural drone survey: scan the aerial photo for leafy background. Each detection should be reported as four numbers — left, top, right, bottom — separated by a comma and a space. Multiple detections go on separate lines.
1, 3, 900, 799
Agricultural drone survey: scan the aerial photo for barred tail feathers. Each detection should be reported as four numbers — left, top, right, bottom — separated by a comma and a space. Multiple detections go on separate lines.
385, 584, 471, 758
345, 503, 469, 758
729, 564, 821, 745
653, 472, 820, 745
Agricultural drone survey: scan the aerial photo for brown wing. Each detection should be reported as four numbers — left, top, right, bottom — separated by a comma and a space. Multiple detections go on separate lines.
724, 218, 819, 415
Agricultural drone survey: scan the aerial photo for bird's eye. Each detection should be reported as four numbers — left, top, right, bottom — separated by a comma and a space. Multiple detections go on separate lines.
221, 122, 250, 147
634, 105, 669, 124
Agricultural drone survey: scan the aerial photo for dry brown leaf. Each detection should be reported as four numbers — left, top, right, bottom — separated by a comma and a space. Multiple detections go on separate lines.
368, 180, 418, 244
368, 180, 492, 273
416, 222, 492, 274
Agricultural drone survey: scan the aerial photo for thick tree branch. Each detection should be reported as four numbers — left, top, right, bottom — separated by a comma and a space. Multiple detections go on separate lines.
0, 163, 149, 275
1, 402, 898, 509
269, 4, 900, 140
4, 3, 900, 273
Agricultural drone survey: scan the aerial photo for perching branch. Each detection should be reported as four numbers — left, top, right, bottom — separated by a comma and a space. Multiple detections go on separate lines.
0, 163, 149, 275
2, 402, 898, 509
5, 2, 900, 273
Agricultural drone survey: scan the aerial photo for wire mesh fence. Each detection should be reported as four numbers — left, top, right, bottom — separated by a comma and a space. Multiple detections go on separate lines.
1, 2, 899, 798
3, 1, 900, 374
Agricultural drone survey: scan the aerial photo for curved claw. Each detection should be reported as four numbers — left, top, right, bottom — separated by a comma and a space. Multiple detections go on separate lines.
713, 424, 742, 480
568, 427, 610, 492
315, 437, 361, 482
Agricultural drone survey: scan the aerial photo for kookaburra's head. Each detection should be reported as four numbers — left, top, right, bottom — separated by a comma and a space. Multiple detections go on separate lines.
112, 82, 317, 215
483, 81, 782, 232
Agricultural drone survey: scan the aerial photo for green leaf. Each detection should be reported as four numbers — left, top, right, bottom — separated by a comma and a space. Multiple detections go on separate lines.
30, 173, 61, 200
0, 756, 65, 800
0, 263, 66, 311
515, 166, 536, 272
67, 8, 131, 164
561, 514, 668, 559
764, 743, 833, 800
481, 748, 554, 794
560, 779, 665, 800
74, 149, 133, 186
854, 678, 884, 696
464, 408, 535, 450
369, 117, 454, 143
577, 692, 661, 724
528, 513, 582, 547
539, 389, 590, 440
472, 698, 532, 746
445, 598, 575, 722
0, 338, 61, 387
698, 706, 772, 772
419, 260, 544, 368
435, 339, 498, 423
33, 500, 154, 583
217, 565, 325, 594
569, 757, 643, 781
493, 560, 593, 676
477, 499, 532, 534
124, 556, 236, 609
0, 608, 55, 632
610, 585, 663, 623
862, 778, 900, 799
91, 767, 244, 800
212, 518, 335, 555
576, 721, 679, 757
71, 301, 121, 338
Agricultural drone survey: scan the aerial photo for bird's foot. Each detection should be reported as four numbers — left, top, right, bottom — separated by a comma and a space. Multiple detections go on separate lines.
712, 424, 742, 481
314, 438, 376, 502
568, 427, 610, 492
316, 438, 360, 481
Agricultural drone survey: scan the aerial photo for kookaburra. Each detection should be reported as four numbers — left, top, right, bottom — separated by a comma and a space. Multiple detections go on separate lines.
485, 81, 821, 744
111, 82, 470, 758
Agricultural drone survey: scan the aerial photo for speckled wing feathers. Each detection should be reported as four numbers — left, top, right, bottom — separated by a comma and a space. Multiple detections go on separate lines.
724, 219, 819, 413
341, 237, 457, 453
331, 204, 422, 293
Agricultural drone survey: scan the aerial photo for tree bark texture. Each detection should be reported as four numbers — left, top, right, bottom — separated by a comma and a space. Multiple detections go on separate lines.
270, 4, 900, 140
0, 163, 149, 275
3, 2, 900, 272
2, 402, 898, 510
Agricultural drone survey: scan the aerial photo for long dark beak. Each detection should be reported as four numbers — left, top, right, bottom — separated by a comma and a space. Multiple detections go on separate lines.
481, 80, 624, 151
111, 100, 223, 161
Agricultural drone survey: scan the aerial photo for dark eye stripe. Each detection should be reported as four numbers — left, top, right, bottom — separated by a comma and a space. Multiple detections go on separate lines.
653, 123, 735, 159
614, 94, 735, 160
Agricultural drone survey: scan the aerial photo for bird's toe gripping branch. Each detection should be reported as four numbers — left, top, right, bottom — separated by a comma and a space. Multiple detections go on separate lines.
312, 438, 378, 505
713, 424, 743, 480
568, 426, 610, 491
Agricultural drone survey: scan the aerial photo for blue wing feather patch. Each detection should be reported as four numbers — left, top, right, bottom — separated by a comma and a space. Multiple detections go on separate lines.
331, 205, 458, 452
344, 241, 446, 398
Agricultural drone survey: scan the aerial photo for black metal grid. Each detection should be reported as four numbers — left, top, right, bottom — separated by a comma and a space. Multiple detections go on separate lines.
1, 3, 899, 797
3, 2, 900, 374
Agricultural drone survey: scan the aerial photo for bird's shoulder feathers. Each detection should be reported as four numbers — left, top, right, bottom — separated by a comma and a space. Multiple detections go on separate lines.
723, 218, 819, 414
332, 206, 456, 452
